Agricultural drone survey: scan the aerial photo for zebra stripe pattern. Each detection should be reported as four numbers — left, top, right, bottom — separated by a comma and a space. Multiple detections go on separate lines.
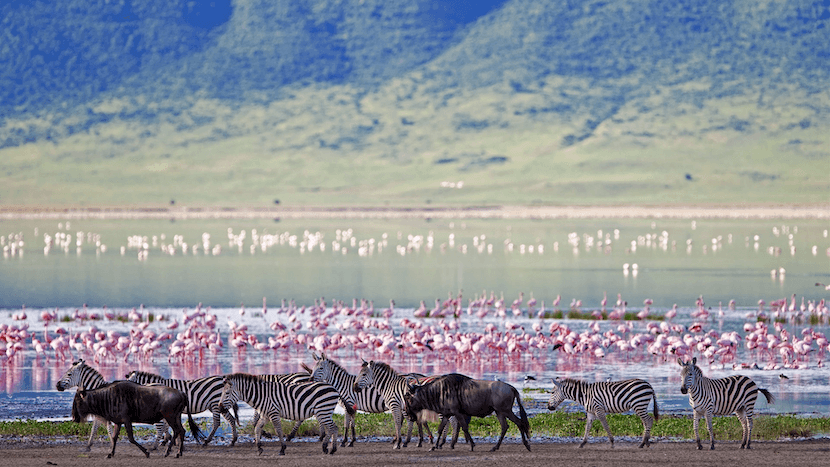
55, 359, 114, 451
220, 373, 340, 456
353, 360, 437, 449
310, 352, 387, 447
251, 372, 318, 440
678, 357, 775, 450
126, 370, 238, 447
548, 377, 659, 448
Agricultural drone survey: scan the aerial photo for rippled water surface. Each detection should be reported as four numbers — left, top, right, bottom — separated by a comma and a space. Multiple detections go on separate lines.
1, 217, 828, 420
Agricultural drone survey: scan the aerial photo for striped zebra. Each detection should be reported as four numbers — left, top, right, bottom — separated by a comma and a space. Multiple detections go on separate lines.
354, 360, 442, 449
678, 357, 775, 450
125, 370, 238, 447
309, 352, 389, 447
547, 377, 659, 448
251, 371, 337, 441
55, 359, 114, 451
219, 373, 340, 456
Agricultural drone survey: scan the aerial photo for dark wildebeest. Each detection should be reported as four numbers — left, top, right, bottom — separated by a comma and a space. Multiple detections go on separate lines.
71, 381, 203, 458
404, 373, 531, 452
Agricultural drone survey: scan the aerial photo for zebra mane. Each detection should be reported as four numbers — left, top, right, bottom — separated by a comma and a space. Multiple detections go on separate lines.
132, 370, 164, 380
71, 360, 103, 377
320, 356, 350, 375
371, 361, 398, 376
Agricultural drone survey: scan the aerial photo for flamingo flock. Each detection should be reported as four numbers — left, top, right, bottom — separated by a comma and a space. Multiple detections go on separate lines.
2, 292, 829, 379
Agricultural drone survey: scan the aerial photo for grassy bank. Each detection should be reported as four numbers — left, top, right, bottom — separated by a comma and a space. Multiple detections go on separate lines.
3, 413, 829, 442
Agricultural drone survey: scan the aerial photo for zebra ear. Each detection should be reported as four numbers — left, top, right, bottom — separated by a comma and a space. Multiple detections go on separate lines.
551, 378, 561, 388
677, 357, 684, 366
321, 352, 327, 360
692, 356, 697, 365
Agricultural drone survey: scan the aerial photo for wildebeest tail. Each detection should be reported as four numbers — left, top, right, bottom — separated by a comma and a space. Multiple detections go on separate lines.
652, 392, 659, 422
185, 398, 205, 442
759, 388, 775, 405
513, 387, 530, 435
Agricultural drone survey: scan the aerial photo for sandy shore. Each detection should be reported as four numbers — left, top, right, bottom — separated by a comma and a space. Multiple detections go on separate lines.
2, 437, 829, 467
1, 205, 828, 221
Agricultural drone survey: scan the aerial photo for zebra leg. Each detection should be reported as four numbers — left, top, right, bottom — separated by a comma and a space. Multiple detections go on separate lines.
392, 407, 404, 449
745, 413, 754, 449
736, 409, 749, 449
253, 412, 273, 439
318, 413, 338, 455
597, 411, 614, 448
693, 410, 703, 450
420, 419, 434, 448
150, 420, 165, 450
580, 412, 595, 448
254, 412, 269, 455
200, 411, 221, 446
449, 416, 461, 449
638, 411, 653, 448
704, 410, 715, 450
85, 417, 100, 452
285, 419, 303, 441
402, 418, 414, 448
222, 410, 238, 446
268, 413, 287, 456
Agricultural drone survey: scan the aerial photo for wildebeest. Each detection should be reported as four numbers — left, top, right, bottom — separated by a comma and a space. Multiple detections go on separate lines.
404, 373, 531, 452
71, 381, 203, 458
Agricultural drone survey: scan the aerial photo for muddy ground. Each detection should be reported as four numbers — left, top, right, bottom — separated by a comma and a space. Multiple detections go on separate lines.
2, 436, 829, 467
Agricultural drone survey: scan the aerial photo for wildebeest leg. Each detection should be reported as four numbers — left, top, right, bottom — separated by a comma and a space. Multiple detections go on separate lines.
430, 417, 449, 451
580, 412, 595, 448
456, 413, 475, 451
124, 422, 150, 458
165, 413, 186, 458
502, 409, 531, 451
107, 423, 121, 459
491, 413, 511, 452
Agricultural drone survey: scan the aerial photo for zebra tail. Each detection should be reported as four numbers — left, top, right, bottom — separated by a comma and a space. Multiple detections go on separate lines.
759, 388, 775, 405
513, 388, 531, 434
652, 392, 659, 422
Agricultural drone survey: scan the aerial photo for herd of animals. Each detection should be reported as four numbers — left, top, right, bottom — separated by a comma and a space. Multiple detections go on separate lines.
57, 354, 774, 458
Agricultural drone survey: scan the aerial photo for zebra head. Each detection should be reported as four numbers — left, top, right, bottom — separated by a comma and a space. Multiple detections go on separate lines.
56, 359, 87, 391
546, 378, 566, 411
125, 370, 138, 381
310, 354, 333, 384
220, 375, 241, 413
678, 357, 698, 394
353, 359, 373, 393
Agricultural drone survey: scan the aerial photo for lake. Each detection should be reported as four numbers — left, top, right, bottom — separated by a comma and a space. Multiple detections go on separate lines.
1, 215, 829, 421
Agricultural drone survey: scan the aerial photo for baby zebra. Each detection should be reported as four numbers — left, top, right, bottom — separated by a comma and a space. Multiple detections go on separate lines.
548, 377, 658, 448
678, 357, 775, 450
220, 373, 340, 456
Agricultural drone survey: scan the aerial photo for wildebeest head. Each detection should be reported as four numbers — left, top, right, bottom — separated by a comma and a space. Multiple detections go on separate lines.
353, 359, 372, 393
403, 377, 424, 421
71, 388, 88, 423
56, 359, 87, 391
678, 357, 698, 395
546, 378, 566, 411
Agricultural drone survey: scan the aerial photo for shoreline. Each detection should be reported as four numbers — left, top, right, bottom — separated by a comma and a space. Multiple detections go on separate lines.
1, 204, 828, 221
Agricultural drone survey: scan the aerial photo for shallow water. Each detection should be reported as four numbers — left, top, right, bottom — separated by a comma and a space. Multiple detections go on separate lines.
1, 217, 829, 420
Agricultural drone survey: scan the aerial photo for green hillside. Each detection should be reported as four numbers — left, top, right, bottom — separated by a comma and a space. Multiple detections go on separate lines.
1, 0, 828, 208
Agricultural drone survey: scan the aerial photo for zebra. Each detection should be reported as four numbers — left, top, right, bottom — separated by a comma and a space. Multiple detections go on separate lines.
55, 359, 115, 452
547, 377, 659, 448
250, 371, 338, 441
309, 352, 389, 447
219, 372, 340, 456
125, 370, 238, 448
354, 359, 446, 450
678, 357, 775, 450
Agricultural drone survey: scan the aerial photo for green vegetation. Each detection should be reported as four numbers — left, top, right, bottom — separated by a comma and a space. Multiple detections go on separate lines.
5, 414, 829, 442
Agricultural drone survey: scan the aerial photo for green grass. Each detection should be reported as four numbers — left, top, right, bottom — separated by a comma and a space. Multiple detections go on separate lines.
6, 414, 829, 442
